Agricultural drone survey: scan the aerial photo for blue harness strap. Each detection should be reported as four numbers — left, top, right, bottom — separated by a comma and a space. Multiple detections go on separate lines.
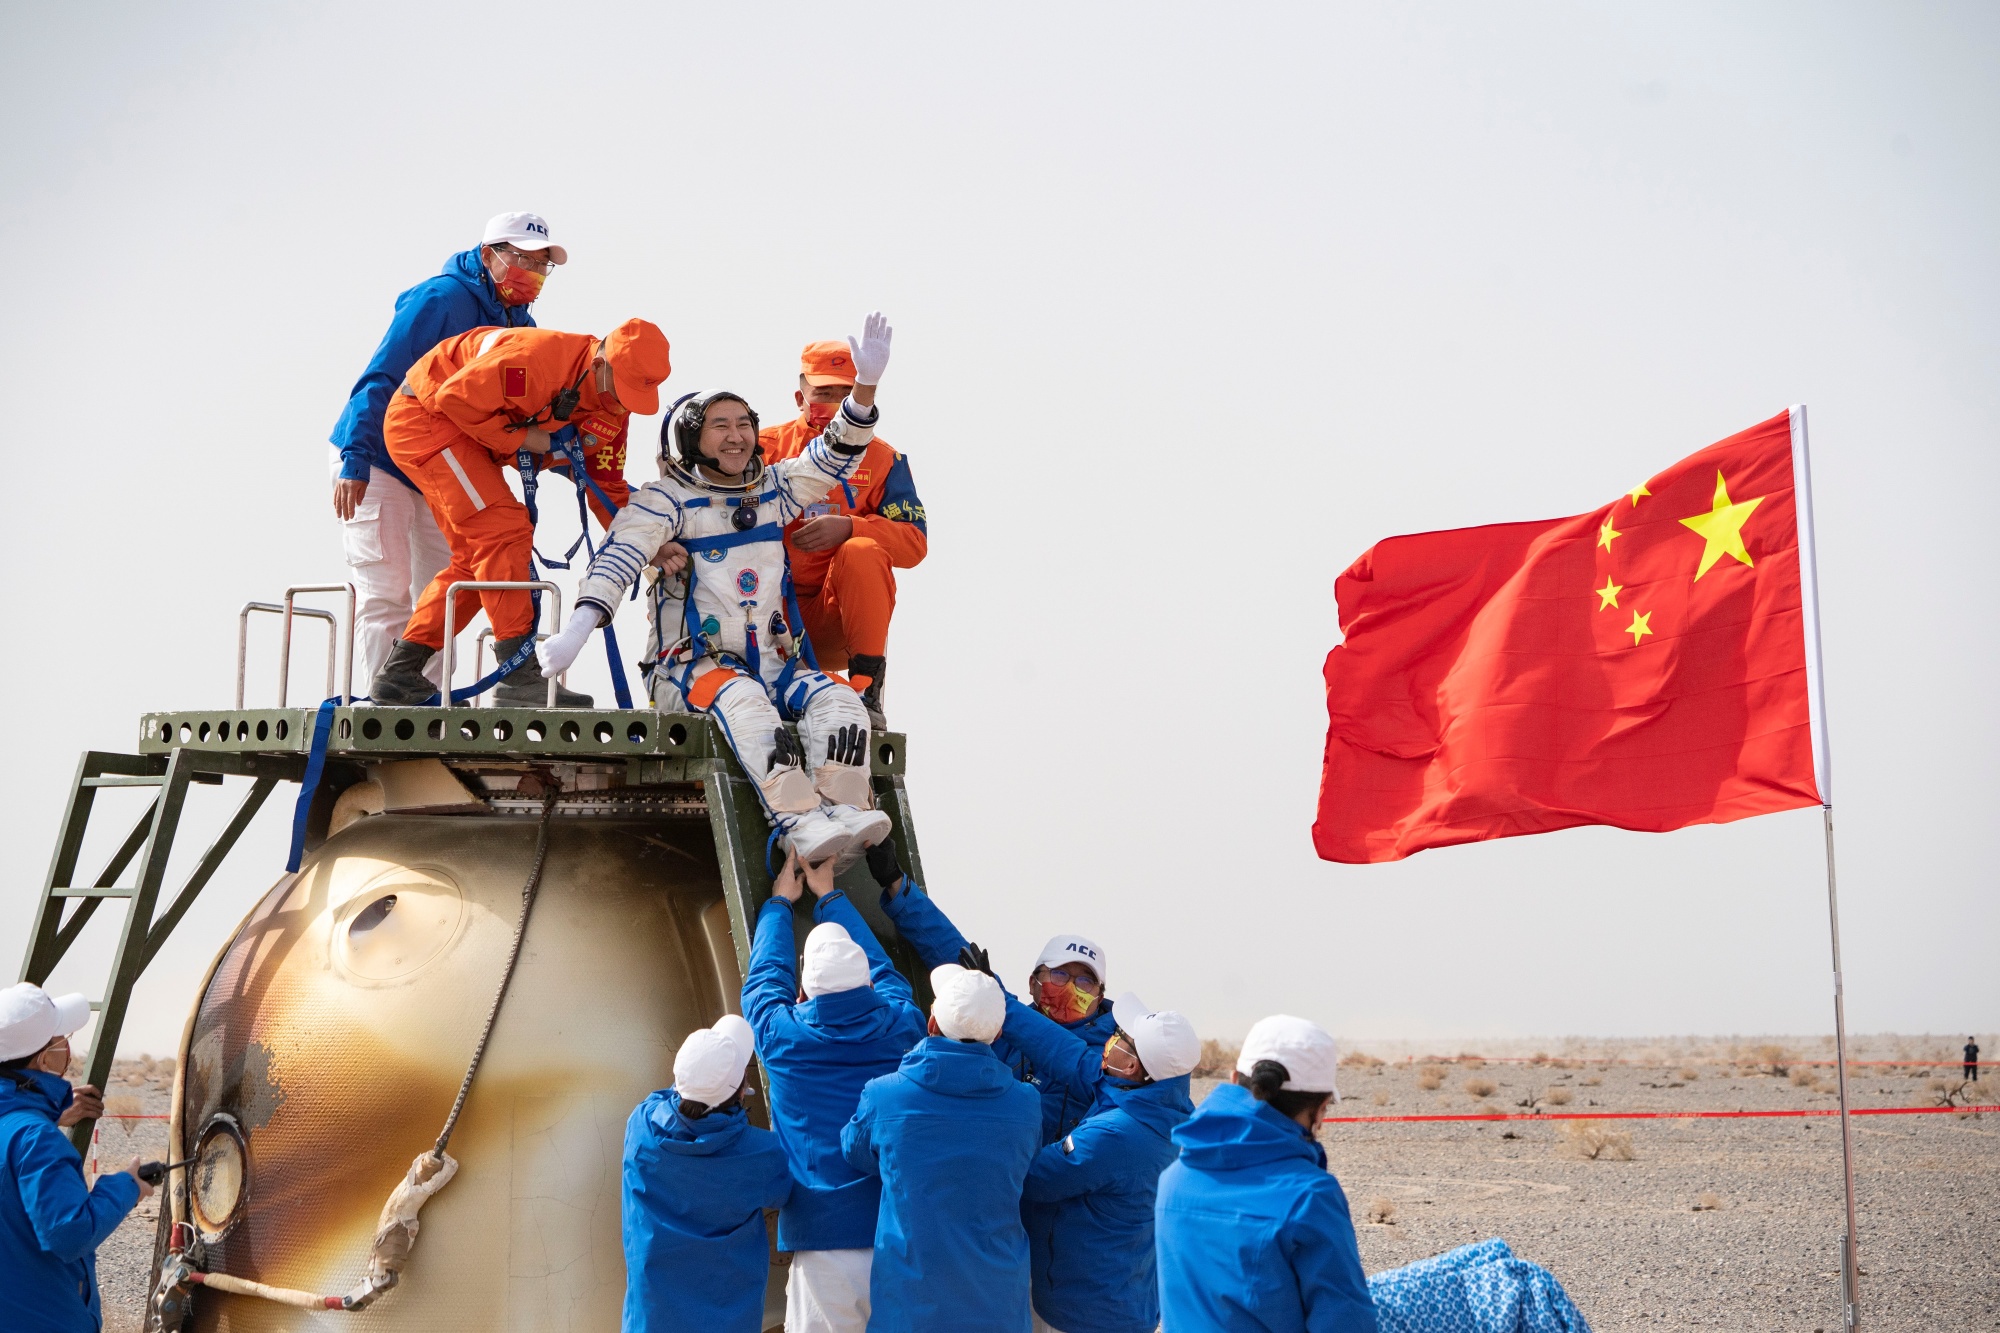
513, 438, 636, 708
285, 698, 339, 872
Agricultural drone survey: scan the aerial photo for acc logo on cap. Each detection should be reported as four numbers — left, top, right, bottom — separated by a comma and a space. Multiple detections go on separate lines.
1066, 943, 1099, 960
525, 219, 549, 237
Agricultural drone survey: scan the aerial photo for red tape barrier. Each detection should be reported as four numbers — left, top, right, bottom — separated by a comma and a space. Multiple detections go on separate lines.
1377, 1057, 1991, 1067
1326, 1104, 2000, 1124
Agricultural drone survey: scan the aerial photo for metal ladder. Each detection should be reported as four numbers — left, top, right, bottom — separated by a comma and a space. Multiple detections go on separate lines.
17, 748, 302, 1149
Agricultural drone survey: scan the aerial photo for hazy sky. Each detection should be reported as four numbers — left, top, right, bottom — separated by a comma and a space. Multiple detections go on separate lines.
4, 3, 1994, 1057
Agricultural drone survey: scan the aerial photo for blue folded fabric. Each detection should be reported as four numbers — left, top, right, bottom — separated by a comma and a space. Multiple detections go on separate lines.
1368, 1239, 1592, 1333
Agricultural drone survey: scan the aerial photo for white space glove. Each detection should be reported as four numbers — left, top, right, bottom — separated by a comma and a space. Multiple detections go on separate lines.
537, 606, 603, 677
846, 311, 893, 386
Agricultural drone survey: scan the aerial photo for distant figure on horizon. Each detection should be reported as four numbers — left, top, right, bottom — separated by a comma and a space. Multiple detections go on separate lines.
1967, 1037, 1980, 1083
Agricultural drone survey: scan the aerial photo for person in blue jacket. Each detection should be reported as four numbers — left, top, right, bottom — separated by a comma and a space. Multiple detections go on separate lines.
622, 1014, 794, 1333
1155, 1014, 1377, 1333
744, 851, 926, 1333
998, 988, 1199, 1333
1, 983, 150, 1333
327, 211, 564, 692
842, 962, 1043, 1333
866, 841, 1118, 1144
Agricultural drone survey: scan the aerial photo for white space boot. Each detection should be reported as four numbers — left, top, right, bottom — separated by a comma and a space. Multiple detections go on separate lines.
784, 808, 856, 868
826, 807, 893, 872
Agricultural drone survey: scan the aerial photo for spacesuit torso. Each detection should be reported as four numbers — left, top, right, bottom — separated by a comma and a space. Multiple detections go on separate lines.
573, 408, 873, 705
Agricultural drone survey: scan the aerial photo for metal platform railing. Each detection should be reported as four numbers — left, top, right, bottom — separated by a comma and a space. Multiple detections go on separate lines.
235, 583, 357, 707
442, 580, 562, 708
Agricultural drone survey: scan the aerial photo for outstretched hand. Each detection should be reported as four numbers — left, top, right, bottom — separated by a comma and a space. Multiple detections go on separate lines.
865, 837, 905, 895
537, 607, 601, 677
957, 942, 995, 978
803, 856, 838, 899
847, 312, 892, 387
773, 850, 804, 904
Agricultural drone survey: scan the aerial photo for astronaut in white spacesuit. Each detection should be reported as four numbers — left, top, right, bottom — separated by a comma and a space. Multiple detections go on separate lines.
537, 313, 894, 867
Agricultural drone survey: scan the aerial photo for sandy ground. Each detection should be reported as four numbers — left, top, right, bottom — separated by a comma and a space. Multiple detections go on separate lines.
85, 1037, 1993, 1332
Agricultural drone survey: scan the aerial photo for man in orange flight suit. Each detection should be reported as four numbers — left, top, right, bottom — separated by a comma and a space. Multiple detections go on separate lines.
367, 318, 672, 707
759, 340, 928, 728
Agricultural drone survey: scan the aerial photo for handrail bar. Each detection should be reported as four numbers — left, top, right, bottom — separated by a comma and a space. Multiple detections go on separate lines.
237, 604, 335, 709
442, 582, 562, 708
280, 584, 357, 706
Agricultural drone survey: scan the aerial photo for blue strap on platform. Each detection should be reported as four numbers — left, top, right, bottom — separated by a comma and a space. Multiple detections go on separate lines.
285, 697, 339, 872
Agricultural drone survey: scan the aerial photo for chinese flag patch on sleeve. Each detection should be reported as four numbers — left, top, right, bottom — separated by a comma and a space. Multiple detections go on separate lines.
502, 366, 528, 399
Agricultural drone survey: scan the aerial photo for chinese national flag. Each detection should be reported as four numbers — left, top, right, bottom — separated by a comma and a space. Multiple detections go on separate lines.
1314, 409, 1823, 864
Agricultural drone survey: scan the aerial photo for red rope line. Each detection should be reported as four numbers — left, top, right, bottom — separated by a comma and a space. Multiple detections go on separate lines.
1325, 1104, 2000, 1124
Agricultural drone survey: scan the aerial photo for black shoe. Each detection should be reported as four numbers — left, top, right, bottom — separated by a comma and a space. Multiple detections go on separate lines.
847, 654, 888, 730
368, 639, 437, 706
492, 634, 593, 708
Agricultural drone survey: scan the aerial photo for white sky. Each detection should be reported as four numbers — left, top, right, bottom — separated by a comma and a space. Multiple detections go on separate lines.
3, 3, 1994, 1056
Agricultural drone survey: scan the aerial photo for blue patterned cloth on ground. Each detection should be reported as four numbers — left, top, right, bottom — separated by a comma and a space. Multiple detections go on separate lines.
1368, 1239, 1591, 1333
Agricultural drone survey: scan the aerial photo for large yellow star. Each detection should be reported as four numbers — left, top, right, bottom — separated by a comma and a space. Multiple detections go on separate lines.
1628, 483, 1650, 506
1595, 578, 1622, 610
1678, 470, 1765, 580
1625, 610, 1653, 645
1597, 518, 1621, 550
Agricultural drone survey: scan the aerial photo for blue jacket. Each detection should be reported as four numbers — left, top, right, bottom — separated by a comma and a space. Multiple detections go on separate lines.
841, 1037, 1043, 1333
880, 884, 1119, 1143
621, 1088, 793, 1333
743, 892, 927, 1252
0, 1071, 142, 1333
1155, 1083, 1377, 1333
328, 247, 534, 487
1005, 1002, 1192, 1333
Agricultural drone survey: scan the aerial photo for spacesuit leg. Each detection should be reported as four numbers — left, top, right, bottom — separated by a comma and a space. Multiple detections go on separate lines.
687, 663, 856, 865
780, 668, 890, 863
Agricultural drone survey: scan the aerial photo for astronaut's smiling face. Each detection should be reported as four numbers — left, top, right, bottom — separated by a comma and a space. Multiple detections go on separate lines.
698, 401, 759, 477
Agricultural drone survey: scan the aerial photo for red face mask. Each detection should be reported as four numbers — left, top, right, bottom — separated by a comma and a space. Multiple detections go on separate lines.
803, 400, 840, 431
495, 263, 545, 307
1035, 978, 1097, 1025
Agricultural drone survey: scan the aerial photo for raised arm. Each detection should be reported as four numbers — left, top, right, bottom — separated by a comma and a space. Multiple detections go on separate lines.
768, 313, 893, 520
740, 887, 804, 1047
1021, 1115, 1125, 1204
876, 881, 971, 973
810, 874, 912, 1006
1000, 995, 1102, 1111
12, 1123, 141, 1262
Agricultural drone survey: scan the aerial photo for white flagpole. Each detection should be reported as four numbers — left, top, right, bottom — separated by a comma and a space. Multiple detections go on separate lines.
1790, 403, 1861, 1332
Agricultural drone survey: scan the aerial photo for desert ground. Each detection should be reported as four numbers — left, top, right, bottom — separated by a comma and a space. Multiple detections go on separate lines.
88, 1034, 1993, 1332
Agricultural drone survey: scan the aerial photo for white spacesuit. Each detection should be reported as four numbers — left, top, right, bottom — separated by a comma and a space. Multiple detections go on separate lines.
540, 389, 890, 867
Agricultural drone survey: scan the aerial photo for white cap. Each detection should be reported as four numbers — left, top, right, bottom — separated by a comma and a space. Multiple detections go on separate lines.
1112, 992, 1201, 1080
481, 211, 568, 265
1034, 934, 1106, 984
930, 965, 1005, 1043
801, 923, 871, 998
1237, 1014, 1341, 1099
673, 1023, 753, 1107
0, 983, 91, 1062
712, 1013, 753, 1059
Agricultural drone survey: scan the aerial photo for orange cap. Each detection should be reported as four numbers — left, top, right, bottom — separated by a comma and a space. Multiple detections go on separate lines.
602, 319, 672, 415
799, 339, 857, 387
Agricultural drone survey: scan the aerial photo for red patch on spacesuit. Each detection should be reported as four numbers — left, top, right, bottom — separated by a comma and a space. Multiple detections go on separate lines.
575, 413, 621, 440
502, 366, 528, 398
848, 468, 871, 486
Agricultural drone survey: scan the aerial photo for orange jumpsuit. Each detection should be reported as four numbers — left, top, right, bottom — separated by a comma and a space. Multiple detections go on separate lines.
758, 415, 928, 671
386, 327, 630, 649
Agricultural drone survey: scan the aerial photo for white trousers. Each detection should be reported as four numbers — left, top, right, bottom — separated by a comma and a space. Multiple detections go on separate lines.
785, 1247, 872, 1333
329, 447, 450, 688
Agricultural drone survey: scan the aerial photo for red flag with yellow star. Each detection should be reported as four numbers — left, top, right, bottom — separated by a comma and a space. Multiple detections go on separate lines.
1314, 408, 1823, 864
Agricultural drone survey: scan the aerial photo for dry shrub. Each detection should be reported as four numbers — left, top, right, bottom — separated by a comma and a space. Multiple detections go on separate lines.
1679, 1068, 1700, 1082
1417, 1066, 1446, 1091
1194, 1039, 1239, 1078
1456, 1053, 1487, 1069
1693, 1192, 1722, 1211
1581, 1076, 1603, 1087
1365, 1197, 1399, 1225
1340, 1050, 1385, 1068
155, 1056, 176, 1077
1371, 1091, 1390, 1108
103, 1094, 143, 1118
138, 1055, 157, 1074
1559, 1120, 1635, 1161
1530, 1052, 1551, 1066
1790, 1068, 1820, 1089
1544, 1086, 1573, 1106
1464, 1078, 1497, 1098
1748, 1045, 1790, 1076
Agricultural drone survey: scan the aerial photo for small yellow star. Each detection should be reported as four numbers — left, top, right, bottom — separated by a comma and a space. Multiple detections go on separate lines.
1625, 611, 1653, 645
1678, 470, 1765, 580
1628, 483, 1651, 506
1597, 518, 1621, 550
1595, 578, 1622, 610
